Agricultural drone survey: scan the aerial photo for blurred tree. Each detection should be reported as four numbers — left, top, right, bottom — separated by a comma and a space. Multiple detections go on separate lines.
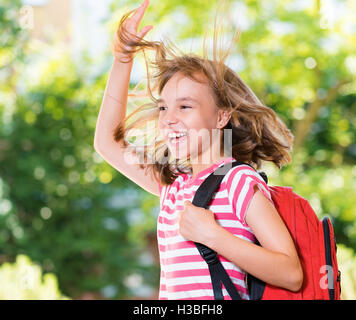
0, 52, 160, 299
338, 244, 356, 300
0, 0, 29, 138
0, 0, 159, 299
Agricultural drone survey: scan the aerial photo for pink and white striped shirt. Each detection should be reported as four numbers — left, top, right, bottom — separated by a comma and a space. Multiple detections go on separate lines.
157, 156, 274, 300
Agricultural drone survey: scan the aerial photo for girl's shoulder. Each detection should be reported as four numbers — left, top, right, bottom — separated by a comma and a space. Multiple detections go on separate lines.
222, 163, 273, 226
222, 163, 271, 200
222, 163, 264, 184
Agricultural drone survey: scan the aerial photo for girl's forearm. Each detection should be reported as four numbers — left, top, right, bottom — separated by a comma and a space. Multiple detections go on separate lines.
205, 224, 303, 292
94, 55, 133, 149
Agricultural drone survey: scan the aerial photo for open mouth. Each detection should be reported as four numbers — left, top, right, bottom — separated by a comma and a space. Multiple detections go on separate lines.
167, 131, 188, 146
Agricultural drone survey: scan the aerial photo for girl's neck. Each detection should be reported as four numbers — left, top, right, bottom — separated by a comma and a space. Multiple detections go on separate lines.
189, 151, 229, 180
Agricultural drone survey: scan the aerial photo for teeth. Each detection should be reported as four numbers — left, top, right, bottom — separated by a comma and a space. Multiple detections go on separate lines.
168, 132, 187, 139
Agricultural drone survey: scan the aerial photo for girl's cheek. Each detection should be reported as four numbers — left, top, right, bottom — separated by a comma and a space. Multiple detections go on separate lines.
158, 120, 166, 135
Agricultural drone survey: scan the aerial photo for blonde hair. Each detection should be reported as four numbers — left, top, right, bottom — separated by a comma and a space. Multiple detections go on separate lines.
113, 3, 294, 185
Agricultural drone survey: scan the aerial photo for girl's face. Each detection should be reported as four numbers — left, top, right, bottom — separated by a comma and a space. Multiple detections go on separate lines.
158, 72, 227, 163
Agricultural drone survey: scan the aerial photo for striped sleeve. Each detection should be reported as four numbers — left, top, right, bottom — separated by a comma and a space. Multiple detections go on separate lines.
225, 165, 273, 227
158, 270, 168, 300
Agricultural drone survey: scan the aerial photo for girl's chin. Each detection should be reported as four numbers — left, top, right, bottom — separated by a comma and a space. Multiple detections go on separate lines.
169, 150, 190, 160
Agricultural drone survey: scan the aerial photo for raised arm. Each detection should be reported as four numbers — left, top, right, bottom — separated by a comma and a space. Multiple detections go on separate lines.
94, 0, 160, 196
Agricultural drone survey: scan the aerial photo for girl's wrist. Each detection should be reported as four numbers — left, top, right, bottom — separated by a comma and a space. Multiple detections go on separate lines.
113, 52, 134, 64
204, 222, 224, 249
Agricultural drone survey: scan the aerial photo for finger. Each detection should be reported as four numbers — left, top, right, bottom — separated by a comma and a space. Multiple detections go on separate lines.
131, 0, 149, 24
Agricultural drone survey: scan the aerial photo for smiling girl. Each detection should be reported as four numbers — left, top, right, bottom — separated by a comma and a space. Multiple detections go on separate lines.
94, 0, 303, 300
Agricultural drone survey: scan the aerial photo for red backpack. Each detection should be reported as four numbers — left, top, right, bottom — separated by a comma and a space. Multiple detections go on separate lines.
192, 161, 341, 300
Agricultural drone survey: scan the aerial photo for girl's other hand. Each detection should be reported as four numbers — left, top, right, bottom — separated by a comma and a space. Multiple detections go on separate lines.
113, 0, 153, 62
177, 201, 220, 245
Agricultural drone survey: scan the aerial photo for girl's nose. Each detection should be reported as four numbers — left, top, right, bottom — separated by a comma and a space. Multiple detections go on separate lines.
163, 110, 179, 126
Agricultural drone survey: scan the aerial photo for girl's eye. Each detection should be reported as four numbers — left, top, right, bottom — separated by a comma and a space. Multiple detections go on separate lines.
158, 105, 191, 111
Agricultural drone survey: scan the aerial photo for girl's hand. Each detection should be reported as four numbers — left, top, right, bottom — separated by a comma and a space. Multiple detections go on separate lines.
113, 0, 153, 61
177, 200, 220, 245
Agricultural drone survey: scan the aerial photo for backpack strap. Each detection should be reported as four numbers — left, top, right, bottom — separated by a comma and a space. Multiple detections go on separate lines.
192, 160, 268, 300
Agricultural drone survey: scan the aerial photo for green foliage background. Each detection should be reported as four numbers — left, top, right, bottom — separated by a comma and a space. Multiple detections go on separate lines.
0, 0, 355, 299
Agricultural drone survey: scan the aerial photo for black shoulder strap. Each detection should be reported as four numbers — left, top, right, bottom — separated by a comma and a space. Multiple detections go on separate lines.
192, 160, 267, 300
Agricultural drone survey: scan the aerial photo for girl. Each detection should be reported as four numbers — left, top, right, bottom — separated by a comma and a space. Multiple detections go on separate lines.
94, 0, 303, 300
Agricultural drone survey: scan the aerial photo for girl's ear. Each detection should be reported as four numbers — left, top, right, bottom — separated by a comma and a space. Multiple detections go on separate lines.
216, 109, 231, 129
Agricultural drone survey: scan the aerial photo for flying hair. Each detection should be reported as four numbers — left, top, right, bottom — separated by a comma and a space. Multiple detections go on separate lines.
113, 1, 294, 185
